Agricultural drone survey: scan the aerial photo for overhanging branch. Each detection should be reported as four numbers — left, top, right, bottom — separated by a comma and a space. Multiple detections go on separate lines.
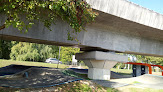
0, 24, 5, 30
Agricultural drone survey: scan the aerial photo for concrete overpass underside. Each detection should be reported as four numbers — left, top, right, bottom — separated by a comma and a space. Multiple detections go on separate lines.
1, 9, 163, 57
1, 0, 163, 80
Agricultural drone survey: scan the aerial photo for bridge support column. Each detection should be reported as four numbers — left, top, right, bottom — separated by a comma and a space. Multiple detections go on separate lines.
76, 51, 128, 80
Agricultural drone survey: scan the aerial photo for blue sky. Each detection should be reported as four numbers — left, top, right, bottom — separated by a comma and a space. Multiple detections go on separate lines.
128, 0, 163, 14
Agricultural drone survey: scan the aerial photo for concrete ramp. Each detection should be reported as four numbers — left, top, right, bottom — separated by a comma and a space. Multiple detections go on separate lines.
69, 68, 132, 79
0, 65, 33, 76
0, 65, 82, 88
135, 74, 163, 84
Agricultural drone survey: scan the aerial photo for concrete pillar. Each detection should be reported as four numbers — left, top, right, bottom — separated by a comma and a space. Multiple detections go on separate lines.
75, 51, 128, 80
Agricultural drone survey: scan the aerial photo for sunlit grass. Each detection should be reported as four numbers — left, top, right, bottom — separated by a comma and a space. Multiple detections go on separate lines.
129, 88, 163, 92
111, 68, 132, 75
0, 59, 68, 69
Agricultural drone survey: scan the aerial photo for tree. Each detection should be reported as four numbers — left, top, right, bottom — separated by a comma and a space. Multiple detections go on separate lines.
132, 54, 163, 66
0, 0, 97, 40
10, 42, 59, 62
0, 40, 12, 59
60, 46, 80, 64
10, 42, 81, 63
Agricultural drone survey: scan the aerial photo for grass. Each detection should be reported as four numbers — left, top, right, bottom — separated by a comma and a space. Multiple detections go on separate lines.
0, 59, 68, 69
111, 68, 132, 75
0, 81, 119, 92
128, 88, 163, 92
132, 81, 141, 84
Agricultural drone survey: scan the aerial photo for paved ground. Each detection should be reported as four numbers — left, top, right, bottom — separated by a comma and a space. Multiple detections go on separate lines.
92, 80, 129, 88
69, 68, 132, 79
110, 74, 163, 89
70, 68, 163, 89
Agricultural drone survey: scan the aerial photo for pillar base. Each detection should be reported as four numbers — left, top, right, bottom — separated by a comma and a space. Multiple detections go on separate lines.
76, 51, 128, 80
88, 68, 110, 80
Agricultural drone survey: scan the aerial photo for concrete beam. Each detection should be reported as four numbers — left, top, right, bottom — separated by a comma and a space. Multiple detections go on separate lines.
87, 0, 163, 30
1, 0, 163, 57
75, 51, 127, 62
76, 51, 128, 80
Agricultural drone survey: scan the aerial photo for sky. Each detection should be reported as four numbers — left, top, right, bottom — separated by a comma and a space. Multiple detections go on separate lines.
128, 0, 163, 14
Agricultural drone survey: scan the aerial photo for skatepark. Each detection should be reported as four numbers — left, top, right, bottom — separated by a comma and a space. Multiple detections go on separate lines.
0, 0, 163, 91
0, 64, 163, 90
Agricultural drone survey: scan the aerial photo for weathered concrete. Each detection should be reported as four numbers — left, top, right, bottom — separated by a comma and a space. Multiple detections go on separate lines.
76, 51, 128, 80
0, 0, 163, 57
86, 0, 163, 30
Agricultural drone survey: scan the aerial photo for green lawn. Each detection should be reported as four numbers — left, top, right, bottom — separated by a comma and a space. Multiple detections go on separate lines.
0, 59, 132, 74
128, 88, 163, 92
111, 68, 132, 75
0, 59, 68, 69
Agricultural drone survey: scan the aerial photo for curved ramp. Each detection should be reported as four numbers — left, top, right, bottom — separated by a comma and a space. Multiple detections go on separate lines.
135, 74, 163, 84
0, 65, 82, 88
69, 68, 132, 79
0, 65, 33, 76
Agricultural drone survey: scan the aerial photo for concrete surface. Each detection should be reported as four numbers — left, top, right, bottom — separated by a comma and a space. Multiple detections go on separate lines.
76, 51, 128, 80
69, 68, 132, 79
135, 74, 163, 84
92, 80, 129, 88
86, 0, 163, 30
110, 74, 163, 89
0, 65, 33, 76
0, 0, 163, 57
0, 65, 81, 88
75, 51, 128, 62
88, 68, 111, 80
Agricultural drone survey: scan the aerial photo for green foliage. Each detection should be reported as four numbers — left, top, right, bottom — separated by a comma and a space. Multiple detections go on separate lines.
135, 55, 163, 66
0, 0, 97, 40
0, 40, 12, 59
107, 88, 119, 92
9, 41, 80, 63
114, 63, 125, 69
10, 42, 59, 62
60, 46, 80, 63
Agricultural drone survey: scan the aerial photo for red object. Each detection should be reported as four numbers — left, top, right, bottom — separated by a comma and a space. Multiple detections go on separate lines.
151, 65, 163, 76
126, 62, 152, 74
125, 62, 163, 76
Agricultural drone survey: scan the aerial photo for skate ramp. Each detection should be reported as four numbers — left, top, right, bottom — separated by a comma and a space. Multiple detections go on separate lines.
0, 65, 82, 88
0, 65, 33, 76
135, 74, 163, 84
69, 68, 132, 79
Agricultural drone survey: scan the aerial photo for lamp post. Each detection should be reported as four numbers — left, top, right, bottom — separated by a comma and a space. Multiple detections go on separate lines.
57, 46, 61, 68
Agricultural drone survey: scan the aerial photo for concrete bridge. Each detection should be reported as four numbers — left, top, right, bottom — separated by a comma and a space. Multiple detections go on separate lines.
0, 0, 163, 80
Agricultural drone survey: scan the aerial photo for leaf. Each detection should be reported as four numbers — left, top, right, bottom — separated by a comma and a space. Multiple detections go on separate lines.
0, 0, 97, 41
49, 5, 52, 9
12, 5, 16, 8
62, 6, 67, 11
